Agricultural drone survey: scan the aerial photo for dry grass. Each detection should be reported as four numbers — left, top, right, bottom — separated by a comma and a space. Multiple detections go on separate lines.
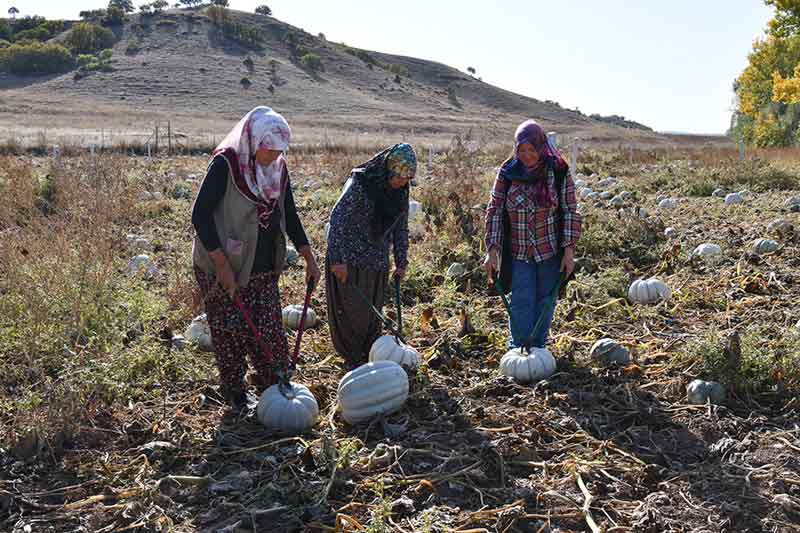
1, 145, 800, 532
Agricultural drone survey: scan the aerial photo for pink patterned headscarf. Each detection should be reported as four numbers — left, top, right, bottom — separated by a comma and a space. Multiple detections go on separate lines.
213, 107, 291, 228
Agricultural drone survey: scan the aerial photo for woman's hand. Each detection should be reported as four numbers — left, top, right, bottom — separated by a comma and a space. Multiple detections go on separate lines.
560, 246, 575, 278
330, 263, 348, 284
483, 248, 499, 282
393, 267, 406, 281
297, 246, 321, 288
210, 249, 238, 299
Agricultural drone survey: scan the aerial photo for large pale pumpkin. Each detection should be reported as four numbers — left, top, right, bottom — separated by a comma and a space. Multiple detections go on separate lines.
499, 347, 556, 384
691, 243, 723, 263
337, 361, 409, 424
686, 379, 725, 405
589, 338, 631, 366
751, 238, 779, 255
369, 335, 420, 370
724, 192, 743, 205
628, 278, 671, 304
184, 314, 214, 352
658, 198, 677, 209
282, 305, 318, 330
257, 382, 319, 434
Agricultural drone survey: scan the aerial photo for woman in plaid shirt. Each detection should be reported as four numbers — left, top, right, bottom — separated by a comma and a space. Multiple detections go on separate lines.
484, 120, 582, 349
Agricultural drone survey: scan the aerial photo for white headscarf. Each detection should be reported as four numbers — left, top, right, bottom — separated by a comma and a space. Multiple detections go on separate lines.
215, 106, 291, 203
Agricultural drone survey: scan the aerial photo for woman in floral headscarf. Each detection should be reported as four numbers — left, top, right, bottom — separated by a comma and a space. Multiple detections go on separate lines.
191, 106, 320, 410
325, 143, 417, 367
484, 120, 581, 350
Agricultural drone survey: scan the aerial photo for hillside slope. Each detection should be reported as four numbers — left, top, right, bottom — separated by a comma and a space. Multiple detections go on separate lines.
0, 8, 668, 146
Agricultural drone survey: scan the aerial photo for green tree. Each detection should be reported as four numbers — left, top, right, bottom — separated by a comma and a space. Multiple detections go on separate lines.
0, 41, 73, 74
0, 21, 11, 41
8, 7, 19, 20
212, 0, 229, 6
109, 0, 135, 13
65, 22, 116, 55
152, 0, 168, 13
255, 5, 271, 16
104, 6, 126, 26
734, 1, 800, 145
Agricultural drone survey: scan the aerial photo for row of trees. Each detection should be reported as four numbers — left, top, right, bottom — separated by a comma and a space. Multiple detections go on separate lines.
733, 0, 800, 146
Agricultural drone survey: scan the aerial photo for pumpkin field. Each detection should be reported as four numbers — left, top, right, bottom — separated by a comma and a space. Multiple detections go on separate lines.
2, 142, 800, 532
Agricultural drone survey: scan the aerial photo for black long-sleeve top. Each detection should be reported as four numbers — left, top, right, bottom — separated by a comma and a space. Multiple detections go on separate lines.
191, 155, 309, 274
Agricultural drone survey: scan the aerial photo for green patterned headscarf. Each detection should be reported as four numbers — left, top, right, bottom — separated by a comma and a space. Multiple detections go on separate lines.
351, 143, 417, 243
386, 143, 417, 178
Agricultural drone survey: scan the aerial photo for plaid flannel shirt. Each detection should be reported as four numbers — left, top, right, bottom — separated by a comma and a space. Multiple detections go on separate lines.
485, 166, 582, 263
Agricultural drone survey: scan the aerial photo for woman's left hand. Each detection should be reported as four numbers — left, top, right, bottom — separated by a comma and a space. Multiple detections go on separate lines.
298, 246, 321, 288
560, 247, 575, 278
394, 267, 406, 280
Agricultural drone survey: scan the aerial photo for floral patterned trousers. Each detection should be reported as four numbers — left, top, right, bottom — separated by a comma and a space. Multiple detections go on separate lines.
194, 267, 289, 394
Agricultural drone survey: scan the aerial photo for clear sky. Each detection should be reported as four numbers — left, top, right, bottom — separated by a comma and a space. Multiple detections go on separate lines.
7, 0, 775, 134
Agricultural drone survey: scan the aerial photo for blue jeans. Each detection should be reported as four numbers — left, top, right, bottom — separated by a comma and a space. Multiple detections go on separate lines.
509, 254, 562, 349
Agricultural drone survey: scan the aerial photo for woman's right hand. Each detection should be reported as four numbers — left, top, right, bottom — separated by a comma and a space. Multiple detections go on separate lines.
483, 249, 499, 282
210, 249, 238, 299
330, 263, 348, 284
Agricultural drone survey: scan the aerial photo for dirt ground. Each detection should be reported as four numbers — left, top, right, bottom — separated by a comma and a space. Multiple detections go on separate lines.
1, 146, 799, 532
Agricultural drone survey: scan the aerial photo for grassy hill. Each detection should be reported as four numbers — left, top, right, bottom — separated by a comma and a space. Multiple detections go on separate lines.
0, 7, 677, 148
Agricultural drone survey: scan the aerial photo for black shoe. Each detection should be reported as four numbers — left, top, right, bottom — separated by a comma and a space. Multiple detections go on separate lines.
221, 384, 247, 411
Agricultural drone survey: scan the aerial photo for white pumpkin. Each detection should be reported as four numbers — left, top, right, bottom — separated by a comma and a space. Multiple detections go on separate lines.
574, 179, 587, 189
712, 188, 726, 198
784, 195, 800, 208
589, 338, 631, 366
628, 278, 671, 304
664, 227, 677, 239
751, 238, 779, 255
499, 347, 557, 384
609, 195, 625, 207
579, 187, 594, 199
619, 191, 632, 200
337, 361, 409, 424
686, 379, 725, 405
655, 194, 668, 204
658, 198, 678, 209
691, 243, 723, 263
369, 335, 420, 370
282, 305, 318, 330
768, 218, 793, 236
126, 254, 158, 278
408, 199, 423, 219
185, 314, 214, 352
598, 177, 617, 188
126, 233, 151, 253
637, 207, 649, 219
600, 191, 614, 200
325, 222, 331, 240
446, 262, 467, 278
724, 192, 743, 205
587, 191, 600, 201
284, 246, 300, 266
257, 382, 319, 434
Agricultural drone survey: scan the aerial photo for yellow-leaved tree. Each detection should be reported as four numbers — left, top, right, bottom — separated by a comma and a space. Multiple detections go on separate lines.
734, 0, 800, 146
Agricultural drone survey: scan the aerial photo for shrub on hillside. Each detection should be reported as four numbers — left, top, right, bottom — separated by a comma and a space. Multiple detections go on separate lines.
12, 26, 51, 42
0, 40, 10, 49
11, 16, 47, 33
0, 42, 74, 75
65, 22, 116, 55
387, 63, 408, 77
300, 52, 323, 72
104, 6, 126, 26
